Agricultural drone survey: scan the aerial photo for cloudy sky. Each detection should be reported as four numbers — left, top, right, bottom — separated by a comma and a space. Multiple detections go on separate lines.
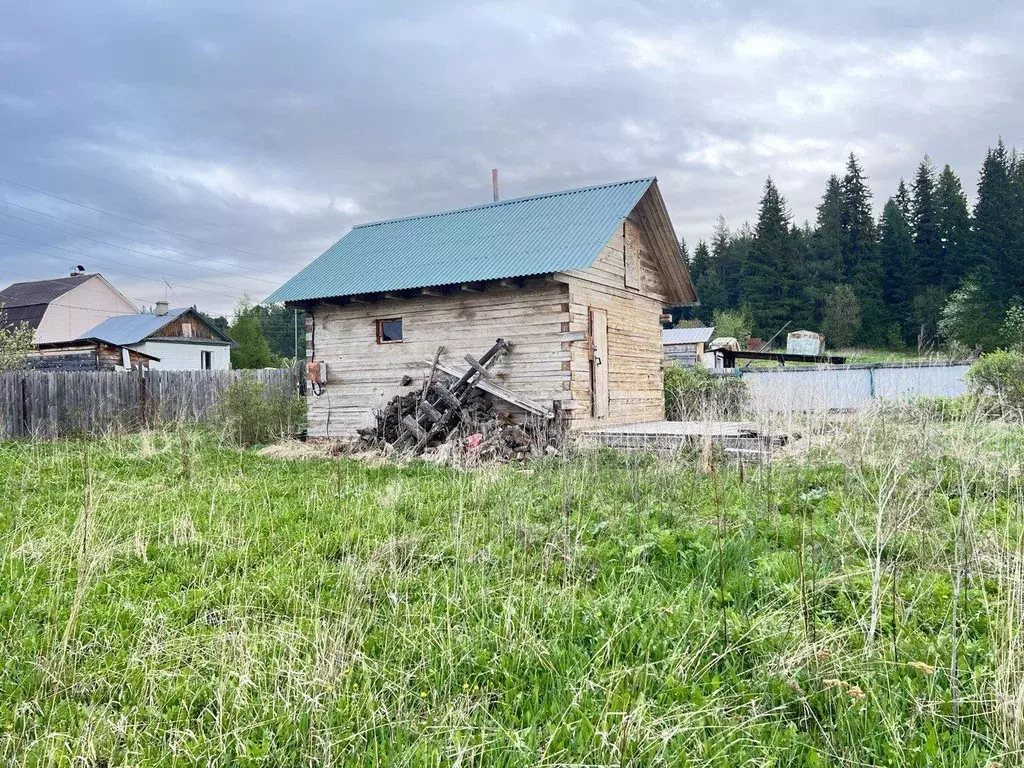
0, 0, 1020, 316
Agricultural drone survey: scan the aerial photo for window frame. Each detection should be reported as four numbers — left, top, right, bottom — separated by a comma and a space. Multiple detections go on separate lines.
375, 317, 404, 344
200, 350, 213, 370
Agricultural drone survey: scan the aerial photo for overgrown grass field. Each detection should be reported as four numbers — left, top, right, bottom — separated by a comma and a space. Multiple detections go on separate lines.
1, 413, 1023, 765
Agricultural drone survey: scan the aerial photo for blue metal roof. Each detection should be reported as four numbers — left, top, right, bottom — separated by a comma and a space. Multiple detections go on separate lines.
80, 308, 189, 345
265, 177, 656, 303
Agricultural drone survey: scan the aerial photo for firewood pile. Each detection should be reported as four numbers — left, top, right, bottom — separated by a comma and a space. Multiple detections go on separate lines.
358, 380, 564, 461
356, 339, 565, 461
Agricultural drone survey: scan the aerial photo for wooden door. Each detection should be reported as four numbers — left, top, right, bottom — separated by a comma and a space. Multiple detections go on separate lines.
589, 308, 609, 418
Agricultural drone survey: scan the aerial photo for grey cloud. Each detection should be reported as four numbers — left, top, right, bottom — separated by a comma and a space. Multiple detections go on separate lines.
0, 0, 1022, 314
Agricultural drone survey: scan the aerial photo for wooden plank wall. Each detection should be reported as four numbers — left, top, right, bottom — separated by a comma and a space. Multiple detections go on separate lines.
0, 368, 296, 439
555, 211, 669, 429
664, 343, 699, 367
306, 282, 571, 437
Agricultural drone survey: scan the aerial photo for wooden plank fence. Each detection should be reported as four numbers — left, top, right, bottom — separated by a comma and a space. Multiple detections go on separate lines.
0, 368, 297, 439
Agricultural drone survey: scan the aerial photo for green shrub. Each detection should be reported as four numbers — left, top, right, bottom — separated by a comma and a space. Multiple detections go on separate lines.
210, 376, 306, 447
965, 350, 1024, 417
910, 394, 980, 422
664, 365, 747, 420
711, 307, 752, 345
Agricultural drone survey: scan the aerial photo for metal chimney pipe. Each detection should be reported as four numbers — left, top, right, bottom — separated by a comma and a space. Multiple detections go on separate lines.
491, 169, 499, 202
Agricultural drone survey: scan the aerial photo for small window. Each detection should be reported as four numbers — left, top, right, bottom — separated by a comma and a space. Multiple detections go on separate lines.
376, 318, 403, 344
201, 350, 213, 370
181, 322, 194, 338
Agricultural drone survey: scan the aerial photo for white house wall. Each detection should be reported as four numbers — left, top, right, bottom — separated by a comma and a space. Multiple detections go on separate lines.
34, 276, 138, 343
131, 341, 232, 371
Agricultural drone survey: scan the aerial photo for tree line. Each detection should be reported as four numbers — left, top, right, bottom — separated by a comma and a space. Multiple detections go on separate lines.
204, 301, 306, 369
679, 139, 1024, 351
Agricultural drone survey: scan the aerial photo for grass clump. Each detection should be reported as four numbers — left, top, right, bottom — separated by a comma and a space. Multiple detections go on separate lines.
0, 413, 1021, 765
665, 364, 747, 420
209, 375, 306, 447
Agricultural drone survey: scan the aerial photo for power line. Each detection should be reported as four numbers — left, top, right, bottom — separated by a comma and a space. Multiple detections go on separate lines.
0, 197, 300, 282
0, 173, 312, 267
0, 230, 252, 304
0, 208, 286, 288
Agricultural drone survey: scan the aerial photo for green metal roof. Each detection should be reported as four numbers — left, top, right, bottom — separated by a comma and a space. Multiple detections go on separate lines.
265, 177, 656, 304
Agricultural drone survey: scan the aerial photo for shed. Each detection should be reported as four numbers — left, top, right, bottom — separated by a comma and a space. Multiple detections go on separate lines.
24, 338, 159, 372
662, 326, 715, 367
81, 304, 233, 371
266, 177, 697, 437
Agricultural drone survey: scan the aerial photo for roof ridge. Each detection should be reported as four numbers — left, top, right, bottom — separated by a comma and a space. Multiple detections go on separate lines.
353, 177, 656, 230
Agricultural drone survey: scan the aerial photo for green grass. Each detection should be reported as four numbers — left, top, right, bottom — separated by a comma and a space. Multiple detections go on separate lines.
0, 423, 1021, 766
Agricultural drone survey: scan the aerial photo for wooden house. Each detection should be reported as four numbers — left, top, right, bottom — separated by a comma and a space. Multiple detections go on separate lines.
663, 326, 715, 366
80, 303, 233, 370
24, 338, 159, 372
266, 178, 696, 438
0, 271, 137, 344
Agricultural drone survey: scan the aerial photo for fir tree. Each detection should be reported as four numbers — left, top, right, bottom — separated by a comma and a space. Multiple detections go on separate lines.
710, 216, 744, 308
911, 156, 943, 291
973, 141, 1019, 307
743, 177, 799, 337
806, 175, 844, 322
840, 154, 883, 344
878, 198, 916, 344
894, 179, 912, 221
689, 240, 725, 325
935, 164, 973, 291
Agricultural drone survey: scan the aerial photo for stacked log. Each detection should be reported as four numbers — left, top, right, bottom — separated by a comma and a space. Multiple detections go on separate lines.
358, 377, 563, 461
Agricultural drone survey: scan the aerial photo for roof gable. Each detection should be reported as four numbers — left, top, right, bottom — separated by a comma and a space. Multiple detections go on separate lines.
265, 177, 694, 304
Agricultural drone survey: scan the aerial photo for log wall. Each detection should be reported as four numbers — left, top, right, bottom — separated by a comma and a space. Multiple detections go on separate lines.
303, 192, 679, 437
555, 215, 669, 429
306, 282, 571, 437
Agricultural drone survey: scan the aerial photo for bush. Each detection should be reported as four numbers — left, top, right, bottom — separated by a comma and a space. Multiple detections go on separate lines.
965, 350, 1024, 417
664, 365, 747, 420
711, 308, 752, 346
210, 376, 306, 447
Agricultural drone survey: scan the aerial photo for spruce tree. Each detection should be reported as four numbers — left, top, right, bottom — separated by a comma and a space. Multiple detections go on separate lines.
689, 240, 725, 325
935, 164, 973, 291
973, 141, 1018, 306
840, 154, 883, 344
806, 175, 844, 322
894, 179, 912, 221
743, 177, 798, 337
911, 157, 943, 291
878, 198, 916, 345
710, 216, 744, 308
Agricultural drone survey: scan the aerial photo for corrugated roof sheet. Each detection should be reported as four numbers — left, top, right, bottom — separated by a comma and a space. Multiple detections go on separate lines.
265, 177, 656, 304
0, 274, 95, 308
663, 326, 715, 345
80, 308, 188, 345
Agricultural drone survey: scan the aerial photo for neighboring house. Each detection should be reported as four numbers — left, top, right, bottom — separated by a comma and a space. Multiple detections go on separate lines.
0, 270, 137, 344
24, 338, 159, 372
266, 177, 697, 437
663, 326, 715, 367
81, 303, 233, 371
